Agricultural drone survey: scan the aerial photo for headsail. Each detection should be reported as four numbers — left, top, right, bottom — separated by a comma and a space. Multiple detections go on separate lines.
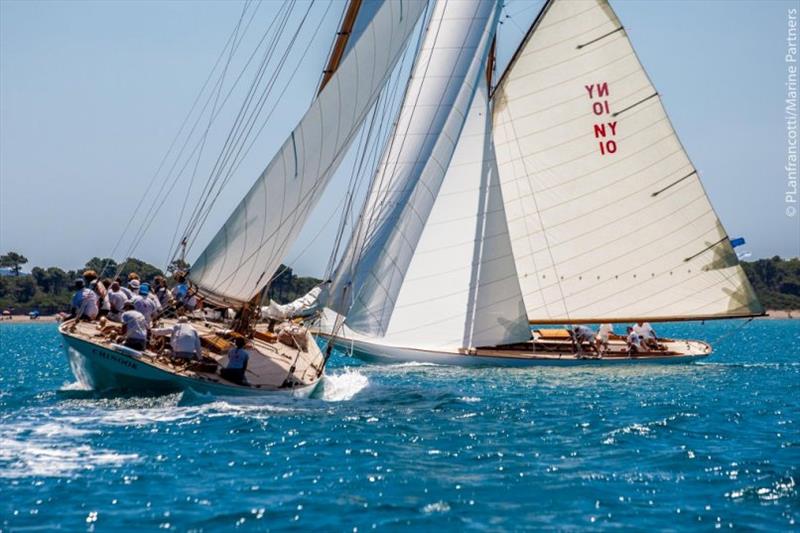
188, 0, 427, 305
331, 0, 511, 345
491, 0, 762, 323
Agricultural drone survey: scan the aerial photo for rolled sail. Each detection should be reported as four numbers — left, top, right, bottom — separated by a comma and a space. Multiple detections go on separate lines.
332, 0, 502, 338
492, 0, 763, 323
188, 0, 427, 304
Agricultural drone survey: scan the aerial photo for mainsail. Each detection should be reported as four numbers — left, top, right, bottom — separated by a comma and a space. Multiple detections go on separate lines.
188, 0, 427, 304
332, 0, 508, 345
491, 0, 763, 323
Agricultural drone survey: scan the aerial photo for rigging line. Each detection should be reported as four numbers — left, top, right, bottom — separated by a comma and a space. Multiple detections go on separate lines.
194, 1, 426, 299
339, 0, 434, 292
162, 3, 300, 269
176, 0, 297, 249
325, 90, 386, 279
164, 0, 265, 270
119, 0, 269, 275
223, 1, 339, 188
102, 0, 249, 276
182, 0, 321, 263
178, 6, 301, 266
180, 1, 298, 246
119, 1, 274, 277
182, 1, 329, 272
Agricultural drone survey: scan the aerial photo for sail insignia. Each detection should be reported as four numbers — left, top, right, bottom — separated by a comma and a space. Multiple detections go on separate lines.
490, 0, 763, 323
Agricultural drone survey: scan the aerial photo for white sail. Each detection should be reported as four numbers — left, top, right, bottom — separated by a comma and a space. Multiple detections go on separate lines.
188, 0, 427, 304
332, 0, 503, 340
379, 79, 530, 349
491, 0, 762, 322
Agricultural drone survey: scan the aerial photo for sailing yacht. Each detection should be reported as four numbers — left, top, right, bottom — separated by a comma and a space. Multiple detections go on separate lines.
59, 0, 431, 394
313, 0, 764, 366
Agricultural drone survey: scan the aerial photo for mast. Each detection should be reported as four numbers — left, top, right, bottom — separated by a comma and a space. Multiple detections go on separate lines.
318, 0, 363, 95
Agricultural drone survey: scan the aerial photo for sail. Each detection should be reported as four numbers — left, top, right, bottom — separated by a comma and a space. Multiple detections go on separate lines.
378, 77, 530, 349
187, 0, 427, 304
491, 0, 763, 323
331, 0, 503, 341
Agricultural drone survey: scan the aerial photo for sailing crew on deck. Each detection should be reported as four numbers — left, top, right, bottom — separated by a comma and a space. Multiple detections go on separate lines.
120, 301, 148, 351
153, 276, 173, 308
132, 282, 158, 325
70, 279, 99, 321
595, 323, 614, 356
634, 321, 658, 350
172, 273, 198, 312
571, 325, 598, 356
220, 337, 249, 384
116, 276, 133, 299
153, 316, 202, 360
107, 281, 129, 322
626, 326, 644, 355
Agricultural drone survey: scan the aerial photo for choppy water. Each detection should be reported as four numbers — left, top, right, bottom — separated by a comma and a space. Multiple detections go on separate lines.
0, 320, 798, 530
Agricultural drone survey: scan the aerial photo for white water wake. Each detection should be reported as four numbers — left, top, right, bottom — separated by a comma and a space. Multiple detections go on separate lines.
318, 369, 369, 401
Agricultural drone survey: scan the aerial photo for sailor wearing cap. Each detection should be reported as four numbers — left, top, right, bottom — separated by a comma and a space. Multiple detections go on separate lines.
132, 282, 158, 324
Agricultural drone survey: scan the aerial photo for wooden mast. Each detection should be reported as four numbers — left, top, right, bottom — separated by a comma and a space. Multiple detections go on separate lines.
318, 0, 363, 95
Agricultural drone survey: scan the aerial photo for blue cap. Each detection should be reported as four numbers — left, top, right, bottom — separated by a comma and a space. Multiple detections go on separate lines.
139, 283, 150, 295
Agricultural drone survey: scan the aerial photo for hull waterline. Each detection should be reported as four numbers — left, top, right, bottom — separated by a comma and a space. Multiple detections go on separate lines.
315, 332, 711, 367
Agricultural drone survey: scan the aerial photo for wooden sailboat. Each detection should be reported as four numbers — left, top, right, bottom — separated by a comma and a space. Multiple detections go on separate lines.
59, 0, 430, 394
312, 0, 764, 366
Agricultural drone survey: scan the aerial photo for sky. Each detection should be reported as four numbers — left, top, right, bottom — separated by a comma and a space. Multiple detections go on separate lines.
1, 0, 798, 278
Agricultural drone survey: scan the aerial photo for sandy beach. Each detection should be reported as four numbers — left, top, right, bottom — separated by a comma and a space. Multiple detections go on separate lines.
0, 315, 60, 324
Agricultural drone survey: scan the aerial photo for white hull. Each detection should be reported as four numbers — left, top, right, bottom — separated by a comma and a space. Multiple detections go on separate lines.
315, 331, 709, 367
61, 324, 319, 398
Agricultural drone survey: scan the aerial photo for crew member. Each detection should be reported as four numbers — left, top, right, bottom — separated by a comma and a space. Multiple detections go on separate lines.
220, 337, 249, 384
120, 301, 148, 351
154, 316, 202, 360
70, 279, 99, 321
107, 281, 129, 322
626, 326, 643, 355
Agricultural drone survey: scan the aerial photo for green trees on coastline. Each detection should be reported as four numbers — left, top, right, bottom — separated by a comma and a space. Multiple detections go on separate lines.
0, 253, 324, 314
0, 252, 28, 276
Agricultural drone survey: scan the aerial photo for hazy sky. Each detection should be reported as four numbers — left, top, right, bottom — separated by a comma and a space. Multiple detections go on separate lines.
1, 0, 798, 278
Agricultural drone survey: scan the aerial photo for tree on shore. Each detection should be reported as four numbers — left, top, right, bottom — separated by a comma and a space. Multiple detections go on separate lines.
0, 252, 28, 276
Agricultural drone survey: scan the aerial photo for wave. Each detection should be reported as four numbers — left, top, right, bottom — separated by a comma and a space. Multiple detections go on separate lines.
0, 420, 138, 479
317, 369, 369, 402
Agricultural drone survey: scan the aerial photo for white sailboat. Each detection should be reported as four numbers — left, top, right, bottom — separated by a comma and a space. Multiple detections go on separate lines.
313, 0, 764, 366
60, 0, 431, 394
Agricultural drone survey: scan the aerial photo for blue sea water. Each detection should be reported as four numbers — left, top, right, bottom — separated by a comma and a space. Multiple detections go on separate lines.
0, 320, 798, 531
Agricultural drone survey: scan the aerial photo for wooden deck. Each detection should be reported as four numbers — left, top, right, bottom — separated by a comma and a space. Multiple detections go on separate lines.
66, 318, 325, 389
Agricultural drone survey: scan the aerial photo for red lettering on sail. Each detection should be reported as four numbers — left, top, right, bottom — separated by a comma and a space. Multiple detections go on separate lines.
585, 81, 617, 155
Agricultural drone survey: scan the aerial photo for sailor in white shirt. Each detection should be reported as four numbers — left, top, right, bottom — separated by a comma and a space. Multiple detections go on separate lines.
120, 302, 148, 351
633, 321, 658, 349
572, 325, 599, 356
70, 279, 99, 320
132, 286, 158, 325
595, 323, 614, 356
153, 316, 202, 360
107, 281, 129, 322
626, 326, 643, 355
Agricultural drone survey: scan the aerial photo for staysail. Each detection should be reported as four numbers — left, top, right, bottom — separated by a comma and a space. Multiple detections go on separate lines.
188, 0, 427, 305
491, 0, 763, 323
330, 0, 516, 347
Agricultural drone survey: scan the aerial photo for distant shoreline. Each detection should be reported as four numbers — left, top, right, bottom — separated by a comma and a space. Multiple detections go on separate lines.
0, 311, 796, 325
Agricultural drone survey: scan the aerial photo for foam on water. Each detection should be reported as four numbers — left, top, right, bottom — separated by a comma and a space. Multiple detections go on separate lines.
318, 369, 369, 401
1, 320, 798, 530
